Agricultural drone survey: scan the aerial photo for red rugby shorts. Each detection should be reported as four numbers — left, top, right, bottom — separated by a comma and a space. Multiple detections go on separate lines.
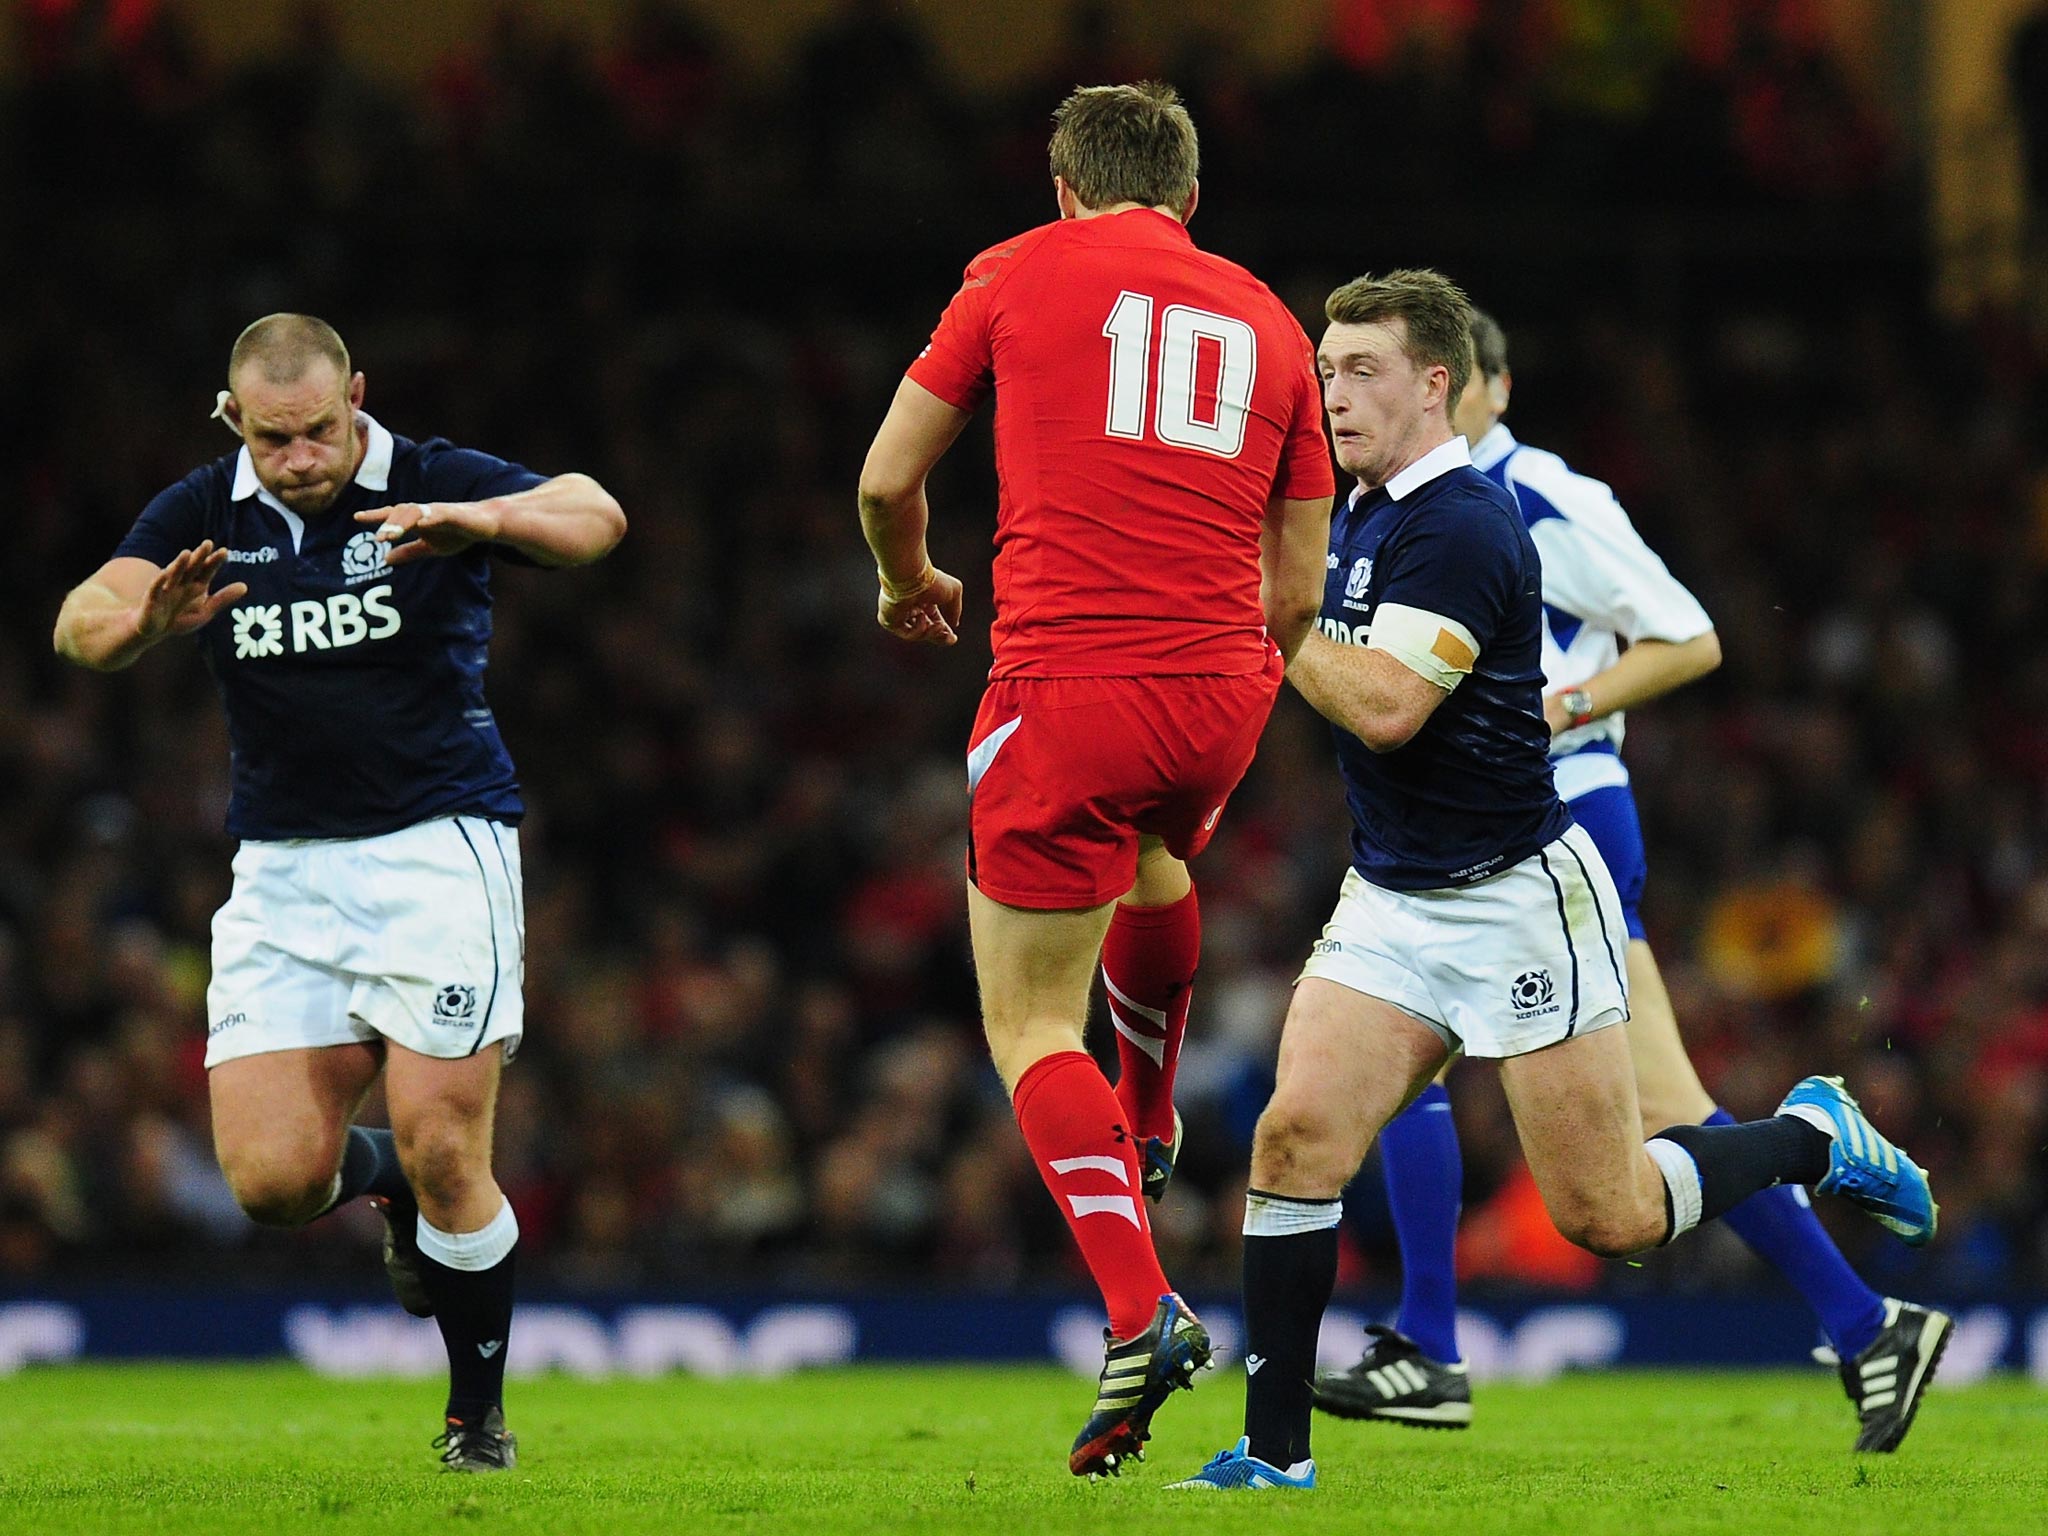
965, 650, 1283, 910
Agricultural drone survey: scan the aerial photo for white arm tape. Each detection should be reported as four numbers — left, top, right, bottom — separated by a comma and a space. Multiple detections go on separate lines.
1366, 602, 1479, 691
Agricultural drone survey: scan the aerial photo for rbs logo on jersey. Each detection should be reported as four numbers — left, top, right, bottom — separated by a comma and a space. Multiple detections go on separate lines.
230, 587, 402, 660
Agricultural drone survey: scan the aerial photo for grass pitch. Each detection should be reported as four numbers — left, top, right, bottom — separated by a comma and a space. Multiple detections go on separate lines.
1, 1365, 2043, 1535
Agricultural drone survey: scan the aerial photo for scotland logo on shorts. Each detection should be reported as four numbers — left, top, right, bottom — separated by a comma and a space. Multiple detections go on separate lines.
1511, 968, 1558, 1019
432, 983, 479, 1026
341, 529, 390, 584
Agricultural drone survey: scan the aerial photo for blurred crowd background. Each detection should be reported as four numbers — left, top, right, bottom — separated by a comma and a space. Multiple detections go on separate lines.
3, 0, 2047, 1308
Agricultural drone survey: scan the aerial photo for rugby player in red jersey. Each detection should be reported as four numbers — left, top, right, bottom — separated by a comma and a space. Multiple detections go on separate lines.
856, 82, 1334, 1476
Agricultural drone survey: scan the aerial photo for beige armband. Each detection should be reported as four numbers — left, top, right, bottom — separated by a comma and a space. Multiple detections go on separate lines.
1366, 603, 1480, 691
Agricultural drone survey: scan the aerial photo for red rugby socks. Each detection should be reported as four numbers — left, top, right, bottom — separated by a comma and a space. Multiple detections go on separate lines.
1102, 886, 1200, 1147
1013, 1050, 1169, 1340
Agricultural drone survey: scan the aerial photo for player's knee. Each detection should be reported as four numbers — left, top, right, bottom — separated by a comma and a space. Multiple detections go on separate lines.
222, 1158, 332, 1228
983, 1019, 1085, 1091
393, 1118, 489, 1210
1251, 1100, 1351, 1188
1552, 1198, 1660, 1258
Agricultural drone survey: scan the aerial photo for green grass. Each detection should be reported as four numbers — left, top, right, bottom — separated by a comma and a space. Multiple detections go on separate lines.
1, 1366, 2044, 1535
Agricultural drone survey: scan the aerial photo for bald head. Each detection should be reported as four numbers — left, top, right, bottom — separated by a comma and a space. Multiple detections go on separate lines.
222, 313, 366, 517
228, 313, 350, 393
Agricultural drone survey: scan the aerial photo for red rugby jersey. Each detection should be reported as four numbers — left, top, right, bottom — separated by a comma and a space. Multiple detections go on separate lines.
907, 210, 1334, 679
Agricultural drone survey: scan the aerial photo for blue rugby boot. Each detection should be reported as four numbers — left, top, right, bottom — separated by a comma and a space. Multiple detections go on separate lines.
1165, 1437, 1316, 1491
1068, 1293, 1211, 1477
1777, 1076, 1937, 1246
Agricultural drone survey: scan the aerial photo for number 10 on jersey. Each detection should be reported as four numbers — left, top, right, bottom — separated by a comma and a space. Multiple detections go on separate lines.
1102, 291, 1258, 459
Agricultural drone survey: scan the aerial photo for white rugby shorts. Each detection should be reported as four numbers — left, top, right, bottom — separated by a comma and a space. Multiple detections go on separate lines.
205, 814, 525, 1068
1297, 822, 1629, 1058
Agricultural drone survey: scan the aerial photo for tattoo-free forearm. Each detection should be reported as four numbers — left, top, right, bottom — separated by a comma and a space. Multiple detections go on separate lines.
1288, 632, 1446, 752
1260, 494, 1334, 663
858, 485, 935, 593
485, 473, 626, 567
1569, 631, 1721, 720
53, 583, 153, 671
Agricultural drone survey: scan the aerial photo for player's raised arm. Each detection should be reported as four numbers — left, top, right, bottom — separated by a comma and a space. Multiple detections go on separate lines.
54, 546, 249, 672
356, 472, 625, 569
857, 377, 970, 646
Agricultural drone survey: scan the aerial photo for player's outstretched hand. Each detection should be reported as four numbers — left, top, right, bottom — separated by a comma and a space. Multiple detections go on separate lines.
878, 564, 964, 646
355, 502, 499, 566
137, 541, 249, 640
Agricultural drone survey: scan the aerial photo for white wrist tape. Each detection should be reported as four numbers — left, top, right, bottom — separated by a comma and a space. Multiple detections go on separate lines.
1367, 603, 1479, 691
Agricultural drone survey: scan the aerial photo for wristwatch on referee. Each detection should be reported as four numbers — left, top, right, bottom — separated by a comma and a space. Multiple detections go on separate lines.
1560, 687, 1597, 729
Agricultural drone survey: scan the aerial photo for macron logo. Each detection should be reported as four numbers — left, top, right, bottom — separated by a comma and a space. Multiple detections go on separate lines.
477, 1340, 503, 1359
1245, 1354, 1266, 1375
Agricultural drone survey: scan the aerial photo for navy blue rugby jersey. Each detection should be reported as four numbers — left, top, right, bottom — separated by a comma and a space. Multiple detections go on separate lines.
113, 413, 545, 841
1318, 438, 1571, 890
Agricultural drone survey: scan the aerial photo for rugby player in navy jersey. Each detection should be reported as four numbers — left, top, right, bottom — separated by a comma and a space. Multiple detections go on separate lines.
1168, 272, 1934, 1492
1318, 311, 1949, 1453
53, 314, 625, 1472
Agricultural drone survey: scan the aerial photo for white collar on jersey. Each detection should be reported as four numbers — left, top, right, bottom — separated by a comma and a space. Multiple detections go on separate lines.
1467, 422, 1519, 473
230, 410, 394, 504
1383, 434, 1472, 501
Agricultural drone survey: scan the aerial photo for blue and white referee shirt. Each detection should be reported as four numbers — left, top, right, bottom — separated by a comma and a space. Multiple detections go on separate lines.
1470, 423, 1713, 802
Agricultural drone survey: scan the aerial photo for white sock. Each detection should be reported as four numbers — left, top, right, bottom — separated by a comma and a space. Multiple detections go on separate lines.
416, 1198, 518, 1272
1644, 1139, 1704, 1239
1242, 1189, 1342, 1237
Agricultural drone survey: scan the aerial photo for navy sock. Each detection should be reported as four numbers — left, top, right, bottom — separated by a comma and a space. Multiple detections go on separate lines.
1241, 1193, 1341, 1469
420, 1246, 517, 1423
1650, 1116, 1831, 1226
1379, 1084, 1462, 1363
318, 1127, 412, 1218
1706, 1108, 1887, 1358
